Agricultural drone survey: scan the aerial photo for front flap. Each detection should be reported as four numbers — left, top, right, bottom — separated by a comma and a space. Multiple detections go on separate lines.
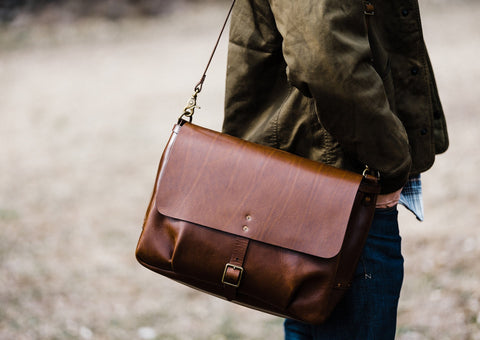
155, 123, 363, 259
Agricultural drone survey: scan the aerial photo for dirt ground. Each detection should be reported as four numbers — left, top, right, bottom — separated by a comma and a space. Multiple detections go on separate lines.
1, 1, 479, 339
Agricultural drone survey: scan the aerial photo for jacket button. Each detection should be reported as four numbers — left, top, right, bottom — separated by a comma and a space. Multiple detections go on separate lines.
421, 128, 428, 135
401, 9, 409, 16
411, 66, 419, 75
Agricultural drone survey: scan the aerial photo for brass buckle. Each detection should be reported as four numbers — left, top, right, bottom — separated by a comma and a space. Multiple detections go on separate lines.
222, 263, 244, 288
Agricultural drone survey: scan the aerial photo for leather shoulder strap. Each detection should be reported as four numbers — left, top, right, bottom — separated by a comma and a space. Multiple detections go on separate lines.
179, 0, 236, 122
194, 0, 237, 93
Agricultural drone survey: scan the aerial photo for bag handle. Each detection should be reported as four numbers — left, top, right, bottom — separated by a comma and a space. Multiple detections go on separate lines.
179, 0, 237, 123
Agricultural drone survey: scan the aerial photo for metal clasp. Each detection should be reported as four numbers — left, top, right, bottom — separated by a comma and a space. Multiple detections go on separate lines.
362, 166, 380, 179
178, 88, 201, 123
222, 263, 244, 288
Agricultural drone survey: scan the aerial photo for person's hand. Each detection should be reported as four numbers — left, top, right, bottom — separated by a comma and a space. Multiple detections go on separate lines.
376, 188, 402, 209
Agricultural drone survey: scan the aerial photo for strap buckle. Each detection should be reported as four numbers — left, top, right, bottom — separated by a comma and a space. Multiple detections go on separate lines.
222, 263, 244, 288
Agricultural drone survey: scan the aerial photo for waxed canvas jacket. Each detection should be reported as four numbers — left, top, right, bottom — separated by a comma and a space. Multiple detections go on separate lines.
222, 0, 449, 193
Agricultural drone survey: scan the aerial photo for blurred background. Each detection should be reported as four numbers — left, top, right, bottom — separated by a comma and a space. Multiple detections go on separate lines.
0, 0, 479, 339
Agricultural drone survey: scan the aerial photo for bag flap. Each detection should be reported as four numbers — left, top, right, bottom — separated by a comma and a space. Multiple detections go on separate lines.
155, 123, 363, 259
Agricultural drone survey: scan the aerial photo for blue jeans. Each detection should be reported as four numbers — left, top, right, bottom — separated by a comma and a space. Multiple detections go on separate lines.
284, 206, 404, 340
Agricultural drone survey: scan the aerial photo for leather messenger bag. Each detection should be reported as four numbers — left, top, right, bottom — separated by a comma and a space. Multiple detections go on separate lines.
135, 0, 380, 324
135, 120, 380, 324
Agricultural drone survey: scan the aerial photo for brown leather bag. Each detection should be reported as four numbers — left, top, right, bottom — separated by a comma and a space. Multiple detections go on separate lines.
135, 120, 380, 324
135, 0, 380, 324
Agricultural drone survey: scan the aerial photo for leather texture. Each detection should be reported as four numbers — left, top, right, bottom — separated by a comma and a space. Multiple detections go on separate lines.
136, 122, 380, 324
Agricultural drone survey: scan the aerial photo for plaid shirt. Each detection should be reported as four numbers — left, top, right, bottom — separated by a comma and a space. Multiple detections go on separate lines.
399, 174, 424, 221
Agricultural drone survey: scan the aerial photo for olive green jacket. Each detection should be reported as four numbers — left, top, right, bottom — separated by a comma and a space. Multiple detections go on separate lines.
222, 0, 449, 193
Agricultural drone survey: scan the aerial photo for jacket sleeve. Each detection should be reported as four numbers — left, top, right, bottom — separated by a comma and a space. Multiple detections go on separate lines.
270, 0, 411, 193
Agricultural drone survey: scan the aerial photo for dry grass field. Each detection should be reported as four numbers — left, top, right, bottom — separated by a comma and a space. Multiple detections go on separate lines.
1, 1, 479, 339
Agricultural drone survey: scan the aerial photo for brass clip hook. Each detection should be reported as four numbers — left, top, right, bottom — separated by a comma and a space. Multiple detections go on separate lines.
362, 166, 380, 180
178, 89, 201, 123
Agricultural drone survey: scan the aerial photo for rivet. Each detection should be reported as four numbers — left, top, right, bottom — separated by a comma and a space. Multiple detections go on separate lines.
365, 196, 371, 203
242, 226, 249, 232
245, 215, 252, 221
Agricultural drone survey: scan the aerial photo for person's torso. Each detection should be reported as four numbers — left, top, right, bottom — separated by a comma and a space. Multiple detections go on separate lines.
223, 0, 448, 174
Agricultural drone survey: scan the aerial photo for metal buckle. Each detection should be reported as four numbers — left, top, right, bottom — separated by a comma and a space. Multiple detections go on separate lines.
222, 263, 244, 288
362, 166, 380, 179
